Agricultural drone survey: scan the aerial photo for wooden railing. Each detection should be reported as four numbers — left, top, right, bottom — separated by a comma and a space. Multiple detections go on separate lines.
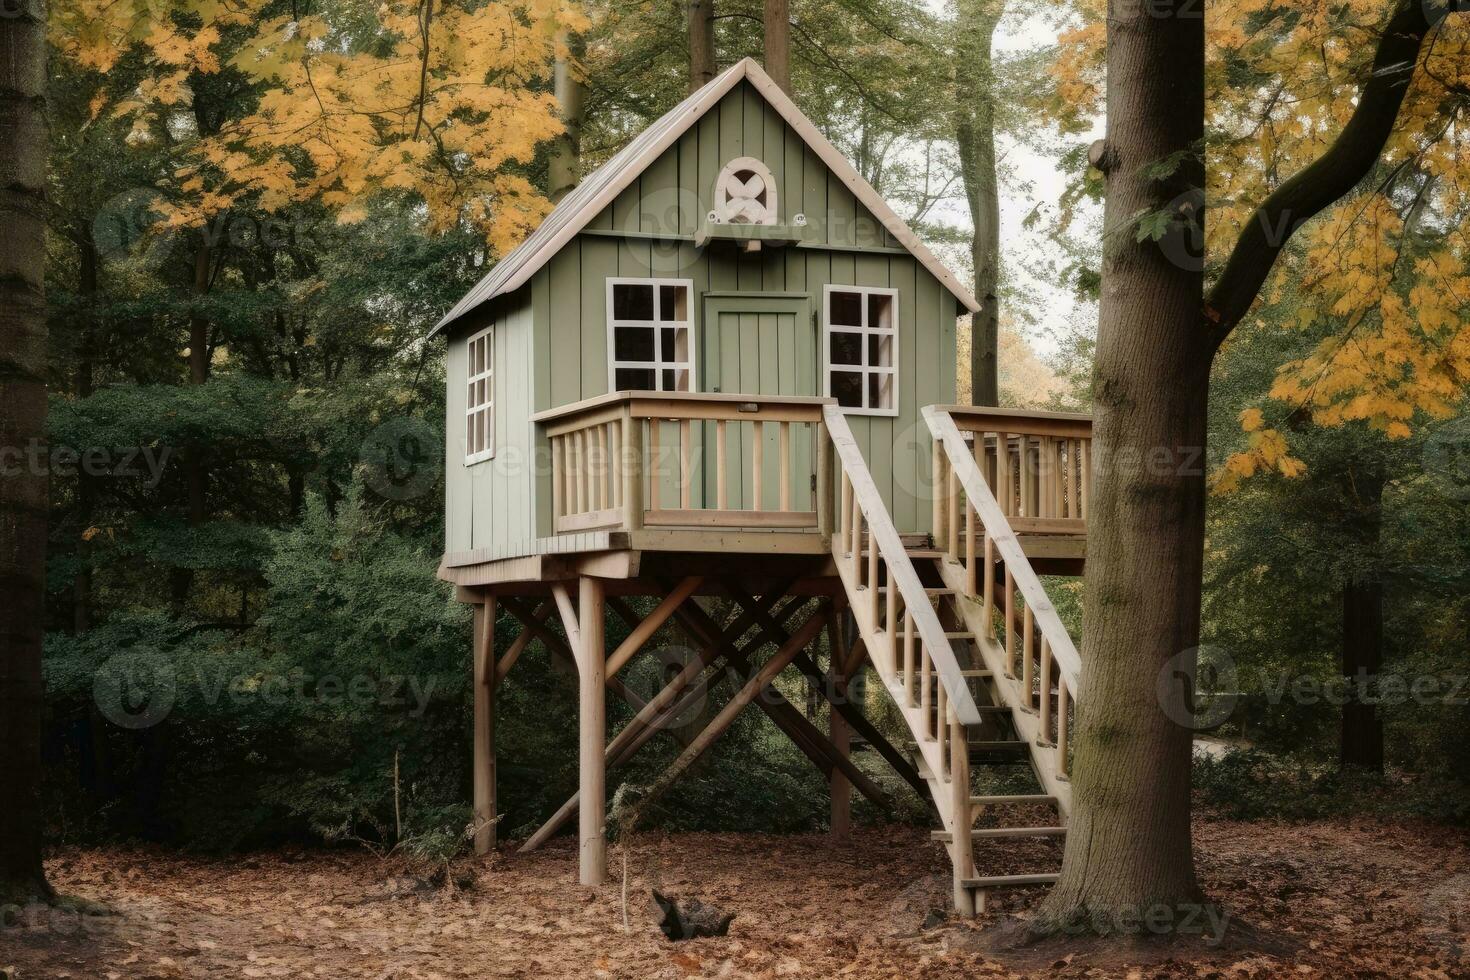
534, 392, 833, 535
926, 405, 1083, 808
936, 406, 1092, 536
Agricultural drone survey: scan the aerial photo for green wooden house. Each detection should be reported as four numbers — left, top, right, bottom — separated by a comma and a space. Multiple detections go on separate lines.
432, 58, 1095, 916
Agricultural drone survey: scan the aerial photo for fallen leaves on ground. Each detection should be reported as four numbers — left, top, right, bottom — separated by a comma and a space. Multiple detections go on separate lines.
2, 817, 1467, 978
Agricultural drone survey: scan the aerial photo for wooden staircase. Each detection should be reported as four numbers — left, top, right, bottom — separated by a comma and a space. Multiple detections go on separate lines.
823, 405, 1084, 915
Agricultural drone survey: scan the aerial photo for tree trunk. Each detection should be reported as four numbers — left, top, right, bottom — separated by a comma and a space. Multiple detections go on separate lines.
1036, 0, 1207, 932
763, 0, 790, 93
0, 0, 55, 904
172, 238, 212, 613
1340, 465, 1385, 772
954, 0, 1003, 407
548, 30, 587, 204
74, 230, 98, 634
688, 0, 716, 93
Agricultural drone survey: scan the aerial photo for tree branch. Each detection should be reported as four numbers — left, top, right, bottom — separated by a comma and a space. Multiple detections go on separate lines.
1204, 1, 1463, 346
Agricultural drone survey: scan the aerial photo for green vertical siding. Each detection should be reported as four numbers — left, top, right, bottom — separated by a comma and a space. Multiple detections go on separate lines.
445, 80, 962, 557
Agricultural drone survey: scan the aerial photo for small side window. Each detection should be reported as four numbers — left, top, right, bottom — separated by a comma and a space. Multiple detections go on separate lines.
607, 278, 695, 392
824, 286, 897, 415
465, 326, 494, 463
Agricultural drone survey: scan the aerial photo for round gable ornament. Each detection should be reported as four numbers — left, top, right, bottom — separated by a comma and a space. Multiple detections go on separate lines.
713, 157, 779, 225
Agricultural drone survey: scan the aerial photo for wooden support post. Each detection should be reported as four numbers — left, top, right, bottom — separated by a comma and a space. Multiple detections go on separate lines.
827, 613, 851, 839
950, 707, 976, 916
472, 596, 498, 855
621, 411, 643, 530
575, 577, 606, 886
519, 595, 806, 854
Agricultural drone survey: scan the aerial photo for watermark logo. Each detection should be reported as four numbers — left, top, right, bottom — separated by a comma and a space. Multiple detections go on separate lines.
94, 188, 179, 272
93, 650, 178, 729
1424, 416, 1470, 502
1157, 645, 1238, 731
361, 417, 443, 500
626, 645, 709, 729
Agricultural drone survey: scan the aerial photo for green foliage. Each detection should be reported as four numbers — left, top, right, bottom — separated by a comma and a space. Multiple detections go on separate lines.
1194, 750, 1470, 825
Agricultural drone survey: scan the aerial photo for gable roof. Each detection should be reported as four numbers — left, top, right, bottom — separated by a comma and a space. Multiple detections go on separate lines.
431, 58, 980, 337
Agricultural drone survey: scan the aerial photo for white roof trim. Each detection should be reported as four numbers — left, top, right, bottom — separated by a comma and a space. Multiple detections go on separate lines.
431, 58, 979, 337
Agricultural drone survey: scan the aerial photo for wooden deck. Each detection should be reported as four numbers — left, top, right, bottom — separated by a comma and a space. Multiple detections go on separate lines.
439, 393, 1090, 587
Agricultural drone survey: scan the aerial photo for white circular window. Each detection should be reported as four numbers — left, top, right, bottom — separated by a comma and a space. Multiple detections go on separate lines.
713, 157, 779, 225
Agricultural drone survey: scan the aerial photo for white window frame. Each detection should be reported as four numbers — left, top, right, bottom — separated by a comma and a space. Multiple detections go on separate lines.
823, 285, 899, 417
606, 277, 697, 393
465, 325, 495, 464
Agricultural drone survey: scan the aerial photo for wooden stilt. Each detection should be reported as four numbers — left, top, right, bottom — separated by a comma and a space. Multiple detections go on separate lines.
472, 596, 498, 855
518, 595, 805, 853
575, 576, 606, 886
495, 598, 552, 685
827, 612, 851, 839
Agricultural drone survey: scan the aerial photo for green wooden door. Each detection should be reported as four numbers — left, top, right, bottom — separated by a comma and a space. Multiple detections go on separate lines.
697, 293, 816, 511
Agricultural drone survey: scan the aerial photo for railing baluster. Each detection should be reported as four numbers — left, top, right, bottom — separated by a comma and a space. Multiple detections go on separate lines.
755, 419, 768, 511
936, 681, 949, 780
1039, 636, 1054, 744
867, 534, 881, 626
982, 534, 995, 638
946, 462, 960, 559
647, 417, 660, 513
598, 423, 610, 511
779, 421, 791, 511
1057, 678, 1071, 777
964, 499, 977, 595
1022, 603, 1035, 709
920, 651, 933, 739
552, 436, 564, 523
715, 419, 728, 510
886, 573, 899, 665
932, 440, 945, 544
903, 610, 916, 707
680, 419, 692, 509
1004, 567, 1016, 677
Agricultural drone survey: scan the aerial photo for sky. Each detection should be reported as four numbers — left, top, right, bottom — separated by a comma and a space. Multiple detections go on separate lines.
919, 0, 1103, 358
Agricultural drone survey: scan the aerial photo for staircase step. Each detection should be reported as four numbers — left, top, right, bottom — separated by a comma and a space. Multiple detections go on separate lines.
960, 669, 993, 678
962, 873, 1060, 889
862, 548, 945, 560
944, 631, 976, 641
932, 826, 1067, 842
969, 794, 1059, 806
966, 740, 1028, 753
877, 586, 956, 597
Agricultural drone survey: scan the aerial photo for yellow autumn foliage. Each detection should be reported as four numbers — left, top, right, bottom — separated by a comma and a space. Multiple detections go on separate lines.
1046, 0, 1470, 489
52, 0, 585, 254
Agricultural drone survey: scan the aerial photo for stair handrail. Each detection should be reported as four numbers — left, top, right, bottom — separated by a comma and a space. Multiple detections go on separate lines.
923, 406, 1083, 698
822, 405, 982, 726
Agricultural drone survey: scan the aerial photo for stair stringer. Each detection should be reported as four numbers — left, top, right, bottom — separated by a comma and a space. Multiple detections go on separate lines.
932, 559, 1073, 820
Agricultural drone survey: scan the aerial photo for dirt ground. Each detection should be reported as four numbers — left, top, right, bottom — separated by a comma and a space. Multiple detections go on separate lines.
3, 817, 1468, 979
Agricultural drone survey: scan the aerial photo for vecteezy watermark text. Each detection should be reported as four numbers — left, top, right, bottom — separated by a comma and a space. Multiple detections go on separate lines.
1, 440, 171, 488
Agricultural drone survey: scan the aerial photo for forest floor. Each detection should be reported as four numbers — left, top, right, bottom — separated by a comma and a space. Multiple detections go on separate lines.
3, 815, 1468, 979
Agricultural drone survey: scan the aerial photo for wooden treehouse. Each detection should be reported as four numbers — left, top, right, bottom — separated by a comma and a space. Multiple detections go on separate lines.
432, 59, 1092, 914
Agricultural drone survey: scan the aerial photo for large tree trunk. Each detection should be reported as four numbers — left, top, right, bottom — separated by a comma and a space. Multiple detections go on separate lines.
0, 0, 55, 905
763, 0, 790, 93
954, 0, 1002, 407
688, 0, 716, 93
1340, 465, 1385, 772
548, 30, 586, 204
1036, 0, 1207, 930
